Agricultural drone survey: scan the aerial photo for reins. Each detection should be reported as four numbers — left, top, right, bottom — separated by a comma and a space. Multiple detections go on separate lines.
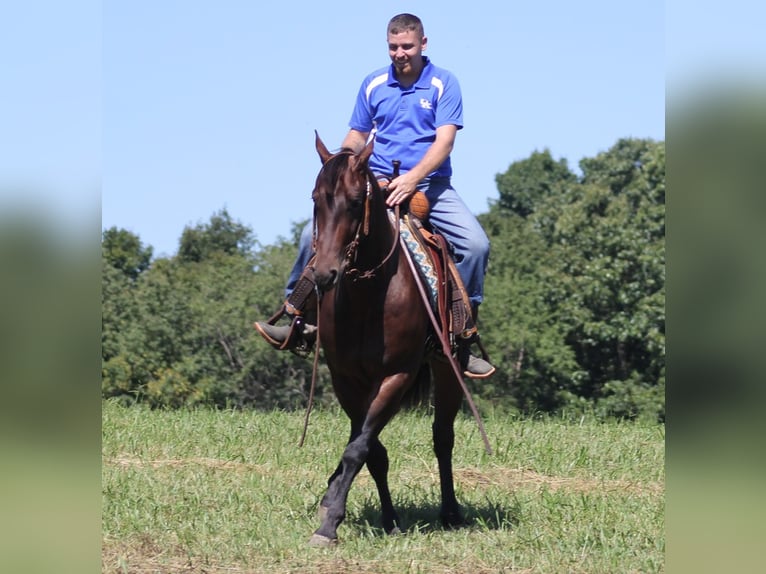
399, 234, 493, 455
299, 286, 322, 448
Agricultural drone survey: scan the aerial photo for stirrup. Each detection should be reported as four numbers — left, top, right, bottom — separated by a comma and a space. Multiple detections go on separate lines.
254, 311, 316, 357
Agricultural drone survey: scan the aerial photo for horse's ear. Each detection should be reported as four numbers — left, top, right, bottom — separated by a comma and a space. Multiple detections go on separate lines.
315, 130, 332, 164
357, 137, 374, 165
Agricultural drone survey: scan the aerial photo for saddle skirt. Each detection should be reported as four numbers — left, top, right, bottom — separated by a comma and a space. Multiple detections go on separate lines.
392, 211, 477, 342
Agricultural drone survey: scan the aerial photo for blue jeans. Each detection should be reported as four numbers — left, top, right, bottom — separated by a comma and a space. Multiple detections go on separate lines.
284, 220, 315, 299
286, 177, 490, 307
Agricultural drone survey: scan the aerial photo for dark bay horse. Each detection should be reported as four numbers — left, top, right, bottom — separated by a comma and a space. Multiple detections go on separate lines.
307, 133, 469, 546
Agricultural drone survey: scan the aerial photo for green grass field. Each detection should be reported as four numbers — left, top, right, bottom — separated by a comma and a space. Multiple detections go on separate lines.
102, 400, 664, 573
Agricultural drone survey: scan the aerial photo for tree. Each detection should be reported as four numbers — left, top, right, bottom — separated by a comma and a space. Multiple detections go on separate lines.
482, 138, 665, 420
494, 149, 577, 217
478, 209, 580, 412
102, 227, 151, 372
532, 138, 664, 418
102, 227, 153, 280
101, 214, 331, 409
177, 208, 255, 263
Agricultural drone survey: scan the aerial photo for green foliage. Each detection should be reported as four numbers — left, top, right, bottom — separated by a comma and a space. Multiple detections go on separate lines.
177, 208, 255, 263
479, 137, 664, 420
102, 227, 153, 280
477, 211, 580, 413
101, 139, 664, 420
494, 149, 577, 217
596, 376, 666, 422
102, 213, 329, 410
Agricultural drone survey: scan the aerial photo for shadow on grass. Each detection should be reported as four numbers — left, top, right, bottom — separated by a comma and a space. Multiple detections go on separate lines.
348, 496, 521, 536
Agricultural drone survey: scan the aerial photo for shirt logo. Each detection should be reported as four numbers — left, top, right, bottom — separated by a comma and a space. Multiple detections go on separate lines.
419, 98, 432, 110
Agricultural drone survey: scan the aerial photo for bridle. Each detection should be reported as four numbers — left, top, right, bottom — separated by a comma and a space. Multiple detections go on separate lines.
313, 152, 400, 282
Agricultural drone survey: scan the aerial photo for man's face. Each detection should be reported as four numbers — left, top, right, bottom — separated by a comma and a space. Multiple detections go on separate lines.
387, 30, 426, 78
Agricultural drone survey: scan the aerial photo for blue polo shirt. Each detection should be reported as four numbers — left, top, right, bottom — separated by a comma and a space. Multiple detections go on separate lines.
348, 56, 463, 178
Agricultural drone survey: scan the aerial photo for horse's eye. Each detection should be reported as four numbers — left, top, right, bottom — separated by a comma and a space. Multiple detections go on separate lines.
348, 198, 363, 213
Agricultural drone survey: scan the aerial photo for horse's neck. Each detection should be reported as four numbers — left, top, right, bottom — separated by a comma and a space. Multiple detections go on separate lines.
368, 203, 398, 263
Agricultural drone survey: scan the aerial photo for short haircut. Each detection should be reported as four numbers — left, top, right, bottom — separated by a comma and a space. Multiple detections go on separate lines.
387, 13, 424, 38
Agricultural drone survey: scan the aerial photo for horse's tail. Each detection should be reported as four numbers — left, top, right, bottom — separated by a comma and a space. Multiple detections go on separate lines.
400, 362, 431, 409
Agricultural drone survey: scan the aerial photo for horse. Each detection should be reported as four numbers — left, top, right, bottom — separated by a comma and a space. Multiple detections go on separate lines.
306, 132, 476, 546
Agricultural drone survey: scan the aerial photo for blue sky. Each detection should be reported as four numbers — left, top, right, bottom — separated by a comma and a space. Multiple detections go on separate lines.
13, 1, 765, 257
0, 1, 100, 233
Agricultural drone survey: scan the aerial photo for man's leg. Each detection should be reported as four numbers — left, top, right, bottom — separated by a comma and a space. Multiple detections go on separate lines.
424, 180, 495, 378
285, 220, 315, 298
254, 221, 317, 351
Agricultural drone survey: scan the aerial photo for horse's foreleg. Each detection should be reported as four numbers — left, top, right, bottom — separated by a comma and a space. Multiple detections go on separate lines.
318, 461, 342, 523
311, 375, 408, 545
310, 430, 370, 545
431, 363, 465, 528
318, 424, 359, 521
367, 438, 400, 534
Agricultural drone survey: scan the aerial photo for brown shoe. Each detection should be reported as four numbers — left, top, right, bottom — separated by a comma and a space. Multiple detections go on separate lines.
254, 319, 316, 351
457, 335, 496, 379
464, 354, 496, 379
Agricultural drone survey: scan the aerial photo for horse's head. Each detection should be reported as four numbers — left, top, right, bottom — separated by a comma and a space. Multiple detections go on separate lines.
310, 132, 380, 293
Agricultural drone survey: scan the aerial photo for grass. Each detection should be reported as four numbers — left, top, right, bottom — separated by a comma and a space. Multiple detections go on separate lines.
102, 400, 664, 573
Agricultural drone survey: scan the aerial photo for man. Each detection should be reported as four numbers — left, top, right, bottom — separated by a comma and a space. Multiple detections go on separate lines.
255, 13, 494, 378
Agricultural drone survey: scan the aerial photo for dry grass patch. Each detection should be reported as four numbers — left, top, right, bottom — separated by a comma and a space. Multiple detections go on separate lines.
456, 467, 664, 496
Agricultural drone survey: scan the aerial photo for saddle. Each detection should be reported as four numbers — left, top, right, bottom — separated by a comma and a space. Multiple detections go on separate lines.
398, 210, 477, 347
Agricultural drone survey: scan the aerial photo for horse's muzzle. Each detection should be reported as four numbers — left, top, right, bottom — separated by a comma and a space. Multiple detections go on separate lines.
311, 266, 338, 294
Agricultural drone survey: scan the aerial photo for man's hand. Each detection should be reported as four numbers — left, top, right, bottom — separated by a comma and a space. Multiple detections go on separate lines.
385, 173, 419, 206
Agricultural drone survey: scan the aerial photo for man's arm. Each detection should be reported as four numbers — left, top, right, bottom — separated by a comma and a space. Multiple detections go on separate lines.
386, 124, 457, 207
341, 129, 369, 153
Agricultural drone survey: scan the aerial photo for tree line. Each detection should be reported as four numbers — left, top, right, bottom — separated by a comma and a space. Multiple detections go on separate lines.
102, 137, 664, 421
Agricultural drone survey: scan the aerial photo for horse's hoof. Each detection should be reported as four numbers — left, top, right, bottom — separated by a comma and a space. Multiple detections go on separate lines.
441, 512, 466, 529
387, 526, 402, 536
308, 533, 338, 547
